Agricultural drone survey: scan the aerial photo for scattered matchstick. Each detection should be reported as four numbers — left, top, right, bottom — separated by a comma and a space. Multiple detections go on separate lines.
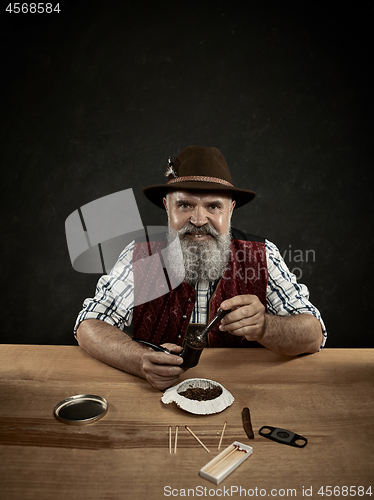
169, 426, 172, 453
174, 425, 179, 453
185, 426, 210, 453
217, 421, 227, 450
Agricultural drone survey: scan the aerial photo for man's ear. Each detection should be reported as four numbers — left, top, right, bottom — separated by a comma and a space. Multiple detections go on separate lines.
163, 197, 168, 215
230, 199, 236, 218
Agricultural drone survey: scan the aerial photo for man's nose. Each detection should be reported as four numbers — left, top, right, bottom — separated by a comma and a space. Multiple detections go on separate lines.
189, 207, 208, 226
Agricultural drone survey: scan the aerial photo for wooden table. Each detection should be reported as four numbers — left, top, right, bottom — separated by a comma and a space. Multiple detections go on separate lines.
0, 346, 373, 499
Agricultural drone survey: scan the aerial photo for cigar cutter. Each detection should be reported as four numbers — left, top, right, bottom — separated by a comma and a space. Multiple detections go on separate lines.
259, 426, 307, 448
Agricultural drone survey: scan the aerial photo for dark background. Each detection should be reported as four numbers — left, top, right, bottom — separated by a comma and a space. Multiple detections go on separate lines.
1, 0, 373, 347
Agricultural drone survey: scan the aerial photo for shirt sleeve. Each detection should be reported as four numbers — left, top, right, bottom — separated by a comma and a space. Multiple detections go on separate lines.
265, 239, 327, 349
73, 240, 135, 338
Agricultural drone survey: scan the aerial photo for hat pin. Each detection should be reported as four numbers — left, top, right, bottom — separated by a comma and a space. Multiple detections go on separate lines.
165, 157, 178, 178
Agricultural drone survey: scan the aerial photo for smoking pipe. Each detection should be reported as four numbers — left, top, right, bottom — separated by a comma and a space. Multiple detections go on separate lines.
132, 308, 231, 369
195, 308, 231, 344
131, 339, 173, 355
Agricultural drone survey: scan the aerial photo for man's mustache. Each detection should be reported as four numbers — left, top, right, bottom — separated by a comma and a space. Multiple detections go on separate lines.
178, 222, 219, 239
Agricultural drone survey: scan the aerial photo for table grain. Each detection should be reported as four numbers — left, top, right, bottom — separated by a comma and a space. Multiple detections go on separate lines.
0, 345, 373, 499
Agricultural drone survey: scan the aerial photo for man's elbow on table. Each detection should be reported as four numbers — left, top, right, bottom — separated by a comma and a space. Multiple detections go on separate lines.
260, 313, 324, 357
75, 319, 130, 359
75, 320, 104, 358
309, 315, 324, 351
75, 319, 97, 348
296, 314, 324, 354
75, 319, 149, 380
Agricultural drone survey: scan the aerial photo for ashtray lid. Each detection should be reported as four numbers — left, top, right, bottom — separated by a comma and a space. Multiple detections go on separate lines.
54, 394, 108, 425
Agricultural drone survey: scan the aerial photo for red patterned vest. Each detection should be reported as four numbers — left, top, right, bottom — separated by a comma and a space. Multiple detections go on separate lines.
132, 228, 268, 347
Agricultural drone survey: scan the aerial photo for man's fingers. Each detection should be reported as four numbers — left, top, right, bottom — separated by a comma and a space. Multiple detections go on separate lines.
220, 311, 264, 333
146, 350, 183, 366
220, 294, 257, 311
142, 347, 185, 390
220, 306, 254, 325
218, 295, 266, 341
148, 374, 181, 391
161, 343, 183, 355
220, 303, 264, 329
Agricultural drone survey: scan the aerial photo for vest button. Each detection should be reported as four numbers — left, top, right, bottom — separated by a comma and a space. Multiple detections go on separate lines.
187, 298, 192, 302
182, 314, 187, 319
178, 335, 181, 339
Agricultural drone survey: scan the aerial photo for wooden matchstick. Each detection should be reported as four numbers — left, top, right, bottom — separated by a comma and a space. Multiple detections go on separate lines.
205, 444, 237, 475
206, 447, 241, 476
174, 425, 179, 453
169, 426, 172, 454
209, 446, 248, 475
201, 444, 249, 482
217, 421, 227, 450
199, 442, 252, 485
185, 426, 210, 453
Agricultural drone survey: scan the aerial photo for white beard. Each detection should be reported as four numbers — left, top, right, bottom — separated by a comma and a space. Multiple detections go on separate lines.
167, 222, 232, 284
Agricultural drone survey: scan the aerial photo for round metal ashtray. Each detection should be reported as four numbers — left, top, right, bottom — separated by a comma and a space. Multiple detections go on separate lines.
161, 378, 234, 415
54, 394, 108, 425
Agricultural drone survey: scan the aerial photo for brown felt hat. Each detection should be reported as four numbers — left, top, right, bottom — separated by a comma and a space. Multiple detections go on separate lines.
143, 146, 256, 209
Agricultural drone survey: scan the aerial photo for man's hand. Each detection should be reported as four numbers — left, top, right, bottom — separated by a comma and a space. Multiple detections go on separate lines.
219, 295, 266, 341
141, 343, 185, 390
219, 295, 323, 355
77, 321, 187, 390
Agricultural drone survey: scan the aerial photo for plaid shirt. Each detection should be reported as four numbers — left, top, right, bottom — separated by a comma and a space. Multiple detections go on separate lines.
74, 239, 327, 348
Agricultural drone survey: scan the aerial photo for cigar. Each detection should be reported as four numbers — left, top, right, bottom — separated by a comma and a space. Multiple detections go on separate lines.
242, 407, 254, 439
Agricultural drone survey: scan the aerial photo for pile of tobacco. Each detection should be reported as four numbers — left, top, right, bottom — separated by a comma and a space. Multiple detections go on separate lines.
185, 332, 205, 348
179, 385, 222, 401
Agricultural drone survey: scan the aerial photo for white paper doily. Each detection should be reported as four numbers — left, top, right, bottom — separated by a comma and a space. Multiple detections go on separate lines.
161, 378, 234, 415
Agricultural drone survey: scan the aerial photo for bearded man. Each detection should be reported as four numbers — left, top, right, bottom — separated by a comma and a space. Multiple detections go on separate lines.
75, 146, 327, 390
